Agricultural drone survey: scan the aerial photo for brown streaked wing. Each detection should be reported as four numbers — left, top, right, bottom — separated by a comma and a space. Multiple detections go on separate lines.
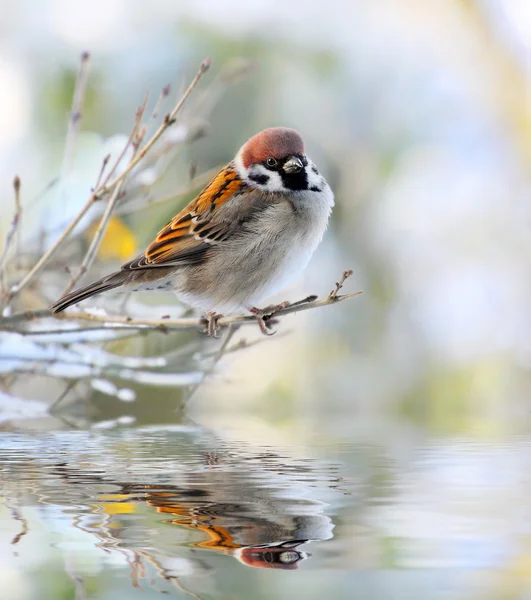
193, 166, 243, 214
122, 165, 246, 270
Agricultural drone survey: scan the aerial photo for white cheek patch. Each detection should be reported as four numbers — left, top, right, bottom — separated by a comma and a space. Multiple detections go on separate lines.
306, 158, 325, 192
245, 164, 285, 192
304, 158, 335, 208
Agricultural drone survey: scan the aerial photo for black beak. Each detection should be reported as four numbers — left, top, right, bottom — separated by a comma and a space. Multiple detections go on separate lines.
283, 156, 303, 174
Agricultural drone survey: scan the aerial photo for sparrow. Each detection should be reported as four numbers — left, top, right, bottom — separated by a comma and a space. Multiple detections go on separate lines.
50, 127, 334, 334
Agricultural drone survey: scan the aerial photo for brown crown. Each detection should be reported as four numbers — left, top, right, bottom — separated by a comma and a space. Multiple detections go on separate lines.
240, 127, 304, 169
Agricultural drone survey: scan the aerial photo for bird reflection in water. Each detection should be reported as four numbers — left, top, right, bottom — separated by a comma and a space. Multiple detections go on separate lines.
39, 445, 339, 592
125, 485, 325, 570
104, 480, 334, 571
3, 436, 343, 598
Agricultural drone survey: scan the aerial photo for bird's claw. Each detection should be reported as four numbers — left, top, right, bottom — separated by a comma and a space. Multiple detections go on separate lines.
201, 311, 224, 337
249, 302, 290, 336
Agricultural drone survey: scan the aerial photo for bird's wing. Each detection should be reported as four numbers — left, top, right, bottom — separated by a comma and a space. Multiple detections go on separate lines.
122, 164, 268, 270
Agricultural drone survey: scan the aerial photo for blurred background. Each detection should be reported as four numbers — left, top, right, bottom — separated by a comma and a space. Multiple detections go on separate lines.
2, 0, 531, 599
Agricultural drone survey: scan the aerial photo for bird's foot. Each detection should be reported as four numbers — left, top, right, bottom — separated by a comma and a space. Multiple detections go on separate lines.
249, 295, 318, 335
249, 302, 290, 336
201, 311, 224, 337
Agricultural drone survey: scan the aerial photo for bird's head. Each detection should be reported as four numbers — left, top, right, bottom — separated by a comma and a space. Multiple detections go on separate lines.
235, 127, 319, 193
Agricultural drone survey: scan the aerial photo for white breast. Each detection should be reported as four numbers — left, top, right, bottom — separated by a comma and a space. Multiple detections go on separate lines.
250, 179, 334, 304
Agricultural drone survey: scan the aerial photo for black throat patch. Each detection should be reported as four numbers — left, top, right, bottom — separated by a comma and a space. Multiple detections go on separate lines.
279, 168, 309, 191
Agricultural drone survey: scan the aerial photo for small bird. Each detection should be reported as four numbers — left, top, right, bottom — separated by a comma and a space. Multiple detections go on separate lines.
50, 127, 334, 334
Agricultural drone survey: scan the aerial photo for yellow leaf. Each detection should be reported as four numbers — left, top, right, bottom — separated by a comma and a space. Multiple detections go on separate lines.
86, 216, 138, 261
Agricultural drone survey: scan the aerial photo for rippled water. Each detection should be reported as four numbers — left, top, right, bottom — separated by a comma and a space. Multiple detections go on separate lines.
1, 425, 531, 599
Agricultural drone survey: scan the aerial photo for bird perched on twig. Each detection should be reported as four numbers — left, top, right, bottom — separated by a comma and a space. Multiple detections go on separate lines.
50, 127, 334, 335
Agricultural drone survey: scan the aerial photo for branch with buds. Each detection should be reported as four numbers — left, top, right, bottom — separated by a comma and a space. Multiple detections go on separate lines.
0, 176, 22, 308
0, 272, 361, 334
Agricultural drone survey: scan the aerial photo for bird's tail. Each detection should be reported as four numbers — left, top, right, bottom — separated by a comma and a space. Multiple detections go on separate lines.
49, 271, 128, 314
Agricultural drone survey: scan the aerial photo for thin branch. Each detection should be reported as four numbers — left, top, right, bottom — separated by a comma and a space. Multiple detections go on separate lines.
49, 380, 79, 413
6, 59, 210, 304
99, 92, 149, 188
0, 286, 362, 332
0, 308, 57, 325
150, 83, 171, 121
185, 324, 240, 402
0, 176, 22, 308
61, 51, 91, 175
26, 176, 59, 210
13, 179, 23, 275
93, 59, 211, 201
20, 95, 147, 300
61, 180, 125, 297
33, 98, 146, 249
131, 124, 148, 155
12, 325, 148, 336
7, 193, 95, 300
61, 94, 149, 296
41, 53, 89, 299
93, 153, 111, 191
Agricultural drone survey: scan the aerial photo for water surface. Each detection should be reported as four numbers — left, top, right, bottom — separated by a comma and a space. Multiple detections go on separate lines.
1, 424, 529, 599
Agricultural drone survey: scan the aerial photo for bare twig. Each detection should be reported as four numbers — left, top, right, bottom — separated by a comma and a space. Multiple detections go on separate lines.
94, 59, 211, 200
93, 154, 111, 191
132, 124, 148, 155
26, 176, 59, 210
0, 176, 22, 308
185, 324, 241, 402
61, 182, 125, 297
10, 327, 146, 345
11, 325, 144, 335
6, 59, 210, 304
0, 282, 362, 332
12, 94, 147, 302
61, 93, 148, 297
100, 92, 149, 187
187, 58, 255, 134
8, 193, 95, 300
150, 83, 171, 121
62, 51, 91, 175
49, 380, 79, 413
328, 269, 353, 300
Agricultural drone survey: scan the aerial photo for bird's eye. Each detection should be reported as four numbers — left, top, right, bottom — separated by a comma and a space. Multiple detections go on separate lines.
266, 157, 278, 168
